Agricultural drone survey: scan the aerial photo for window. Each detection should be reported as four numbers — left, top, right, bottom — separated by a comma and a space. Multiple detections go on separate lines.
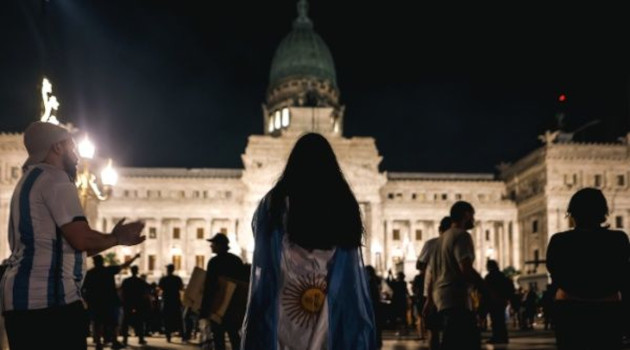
148, 255, 156, 271
411, 193, 417, 200
485, 230, 490, 241
149, 227, 157, 239
172, 255, 182, 271
395, 193, 402, 199
594, 174, 602, 187
616, 216, 624, 229
173, 227, 181, 239
532, 220, 538, 233
193, 191, 200, 198
618, 175, 626, 186
455, 193, 462, 200
196, 255, 205, 268
415, 229, 422, 241
124, 190, 130, 197
392, 229, 400, 241
220, 227, 228, 234
281, 108, 290, 127
387, 193, 394, 200
225, 191, 232, 199
197, 227, 204, 239
478, 194, 486, 201
274, 110, 281, 129
441, 193, 448, 200
11, 166, 20, 179
268, 116, 274, 132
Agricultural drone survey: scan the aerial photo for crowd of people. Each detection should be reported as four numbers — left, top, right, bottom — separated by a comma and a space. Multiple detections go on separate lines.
1, 123, 629, 350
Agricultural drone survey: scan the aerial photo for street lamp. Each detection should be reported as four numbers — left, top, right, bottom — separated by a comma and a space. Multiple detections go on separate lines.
36, 77, 118, 208
76, 134, 118, 209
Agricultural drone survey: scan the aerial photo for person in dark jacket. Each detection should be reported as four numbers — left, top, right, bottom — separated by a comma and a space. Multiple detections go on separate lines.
484, 259, 514, 344
158, 264, 184, 343
547, 188, 630, 350
121, 265, 151, 346
199, 233, 244, 350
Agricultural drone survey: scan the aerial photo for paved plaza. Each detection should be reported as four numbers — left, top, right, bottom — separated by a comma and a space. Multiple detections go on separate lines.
85, 327, 630, 350
87, 329, 560, 350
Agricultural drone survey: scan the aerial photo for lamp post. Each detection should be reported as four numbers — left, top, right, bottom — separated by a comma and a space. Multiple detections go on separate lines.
76, 135, 118, 210
37, 77, 118, 210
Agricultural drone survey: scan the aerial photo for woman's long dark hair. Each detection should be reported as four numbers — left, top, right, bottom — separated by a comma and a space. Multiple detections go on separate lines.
268, 133, 364, 250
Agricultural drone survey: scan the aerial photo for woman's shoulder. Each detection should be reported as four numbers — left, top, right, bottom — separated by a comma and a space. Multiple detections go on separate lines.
602, 229, 630, 243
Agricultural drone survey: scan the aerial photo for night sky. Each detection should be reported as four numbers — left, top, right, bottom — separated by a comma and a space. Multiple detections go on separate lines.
1, 1, 629, 173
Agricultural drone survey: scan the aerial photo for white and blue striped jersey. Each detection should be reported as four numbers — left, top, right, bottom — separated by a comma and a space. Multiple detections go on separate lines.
2, 163, 86, 311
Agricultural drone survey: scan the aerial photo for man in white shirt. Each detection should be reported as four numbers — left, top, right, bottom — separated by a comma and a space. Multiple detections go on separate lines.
425, 201, 485, 350
1, 121, 145, 349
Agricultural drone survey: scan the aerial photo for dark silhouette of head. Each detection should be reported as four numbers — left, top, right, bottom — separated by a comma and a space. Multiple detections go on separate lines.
166, 264, 175, 275
268, 133, 363, 250
486, 259, 500, 272
396, 272, 405, 281
131, 265, 139, 276
450, 201, 475, 230
567, 187, 608, 228
365, 265, 377, 279
92, 255, 104, 267
438, 216, 453, 233
207, 233, 230, 254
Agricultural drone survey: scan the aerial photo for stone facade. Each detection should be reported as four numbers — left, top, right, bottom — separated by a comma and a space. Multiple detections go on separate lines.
3, 121, 630, 286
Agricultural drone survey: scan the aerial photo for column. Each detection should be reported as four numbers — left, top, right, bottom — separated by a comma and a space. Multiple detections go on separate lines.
499, 222, 507, 269
513, 220, 521, 271
160, 218, 169, 276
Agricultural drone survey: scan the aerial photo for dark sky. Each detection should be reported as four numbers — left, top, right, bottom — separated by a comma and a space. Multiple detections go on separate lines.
2, 1, 629, 173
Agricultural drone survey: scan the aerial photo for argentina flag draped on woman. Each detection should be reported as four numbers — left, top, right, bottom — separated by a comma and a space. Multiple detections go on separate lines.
240, 133, 376, 350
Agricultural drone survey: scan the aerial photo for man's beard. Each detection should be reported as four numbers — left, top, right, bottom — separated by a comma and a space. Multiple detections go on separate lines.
62, 151, 77, 182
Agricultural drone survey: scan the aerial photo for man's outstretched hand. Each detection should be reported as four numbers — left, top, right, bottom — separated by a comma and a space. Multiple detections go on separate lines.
112, 218, 146, 246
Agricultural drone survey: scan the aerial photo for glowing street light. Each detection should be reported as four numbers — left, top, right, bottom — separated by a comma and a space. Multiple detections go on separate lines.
78, 136, 96, 159
76, 135, 117, 208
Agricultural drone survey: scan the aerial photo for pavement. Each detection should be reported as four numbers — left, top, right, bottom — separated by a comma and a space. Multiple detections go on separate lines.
87, 328, 560, 349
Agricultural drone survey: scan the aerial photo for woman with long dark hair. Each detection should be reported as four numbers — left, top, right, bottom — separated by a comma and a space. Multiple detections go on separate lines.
546, 188, 630, 350
241, 133, 376, 350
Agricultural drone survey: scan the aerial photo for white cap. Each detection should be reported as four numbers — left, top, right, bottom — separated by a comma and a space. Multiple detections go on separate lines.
23, 121, 72, 168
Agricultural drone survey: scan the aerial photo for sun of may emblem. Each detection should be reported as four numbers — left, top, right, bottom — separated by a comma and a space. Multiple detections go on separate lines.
282, 274, 327, 328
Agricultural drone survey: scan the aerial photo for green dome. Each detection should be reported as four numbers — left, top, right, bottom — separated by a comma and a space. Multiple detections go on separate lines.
269, 1, 337, 88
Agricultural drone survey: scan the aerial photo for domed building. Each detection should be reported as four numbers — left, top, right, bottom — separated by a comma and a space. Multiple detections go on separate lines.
1, 0, 629, 290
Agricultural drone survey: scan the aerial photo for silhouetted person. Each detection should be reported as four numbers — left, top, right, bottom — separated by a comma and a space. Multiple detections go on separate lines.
387, 270, 409, 336
411, 266, 426, 340
522, 285, 538, 330
1, 121, 145, 350
147, 282, 162, 335
420, 216, 452, 350
83, 253, 140, 350
121, 265, 151, 346
547, 188, 629, 350
241, 133, 376, 349
540, 283, 556, 330
159, 264, 184, 342
510, 287, 524, 329
484, 259, 514, 344
365, 266, 383, 348
424, 201, 484, 350
199, 233, 243, 350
